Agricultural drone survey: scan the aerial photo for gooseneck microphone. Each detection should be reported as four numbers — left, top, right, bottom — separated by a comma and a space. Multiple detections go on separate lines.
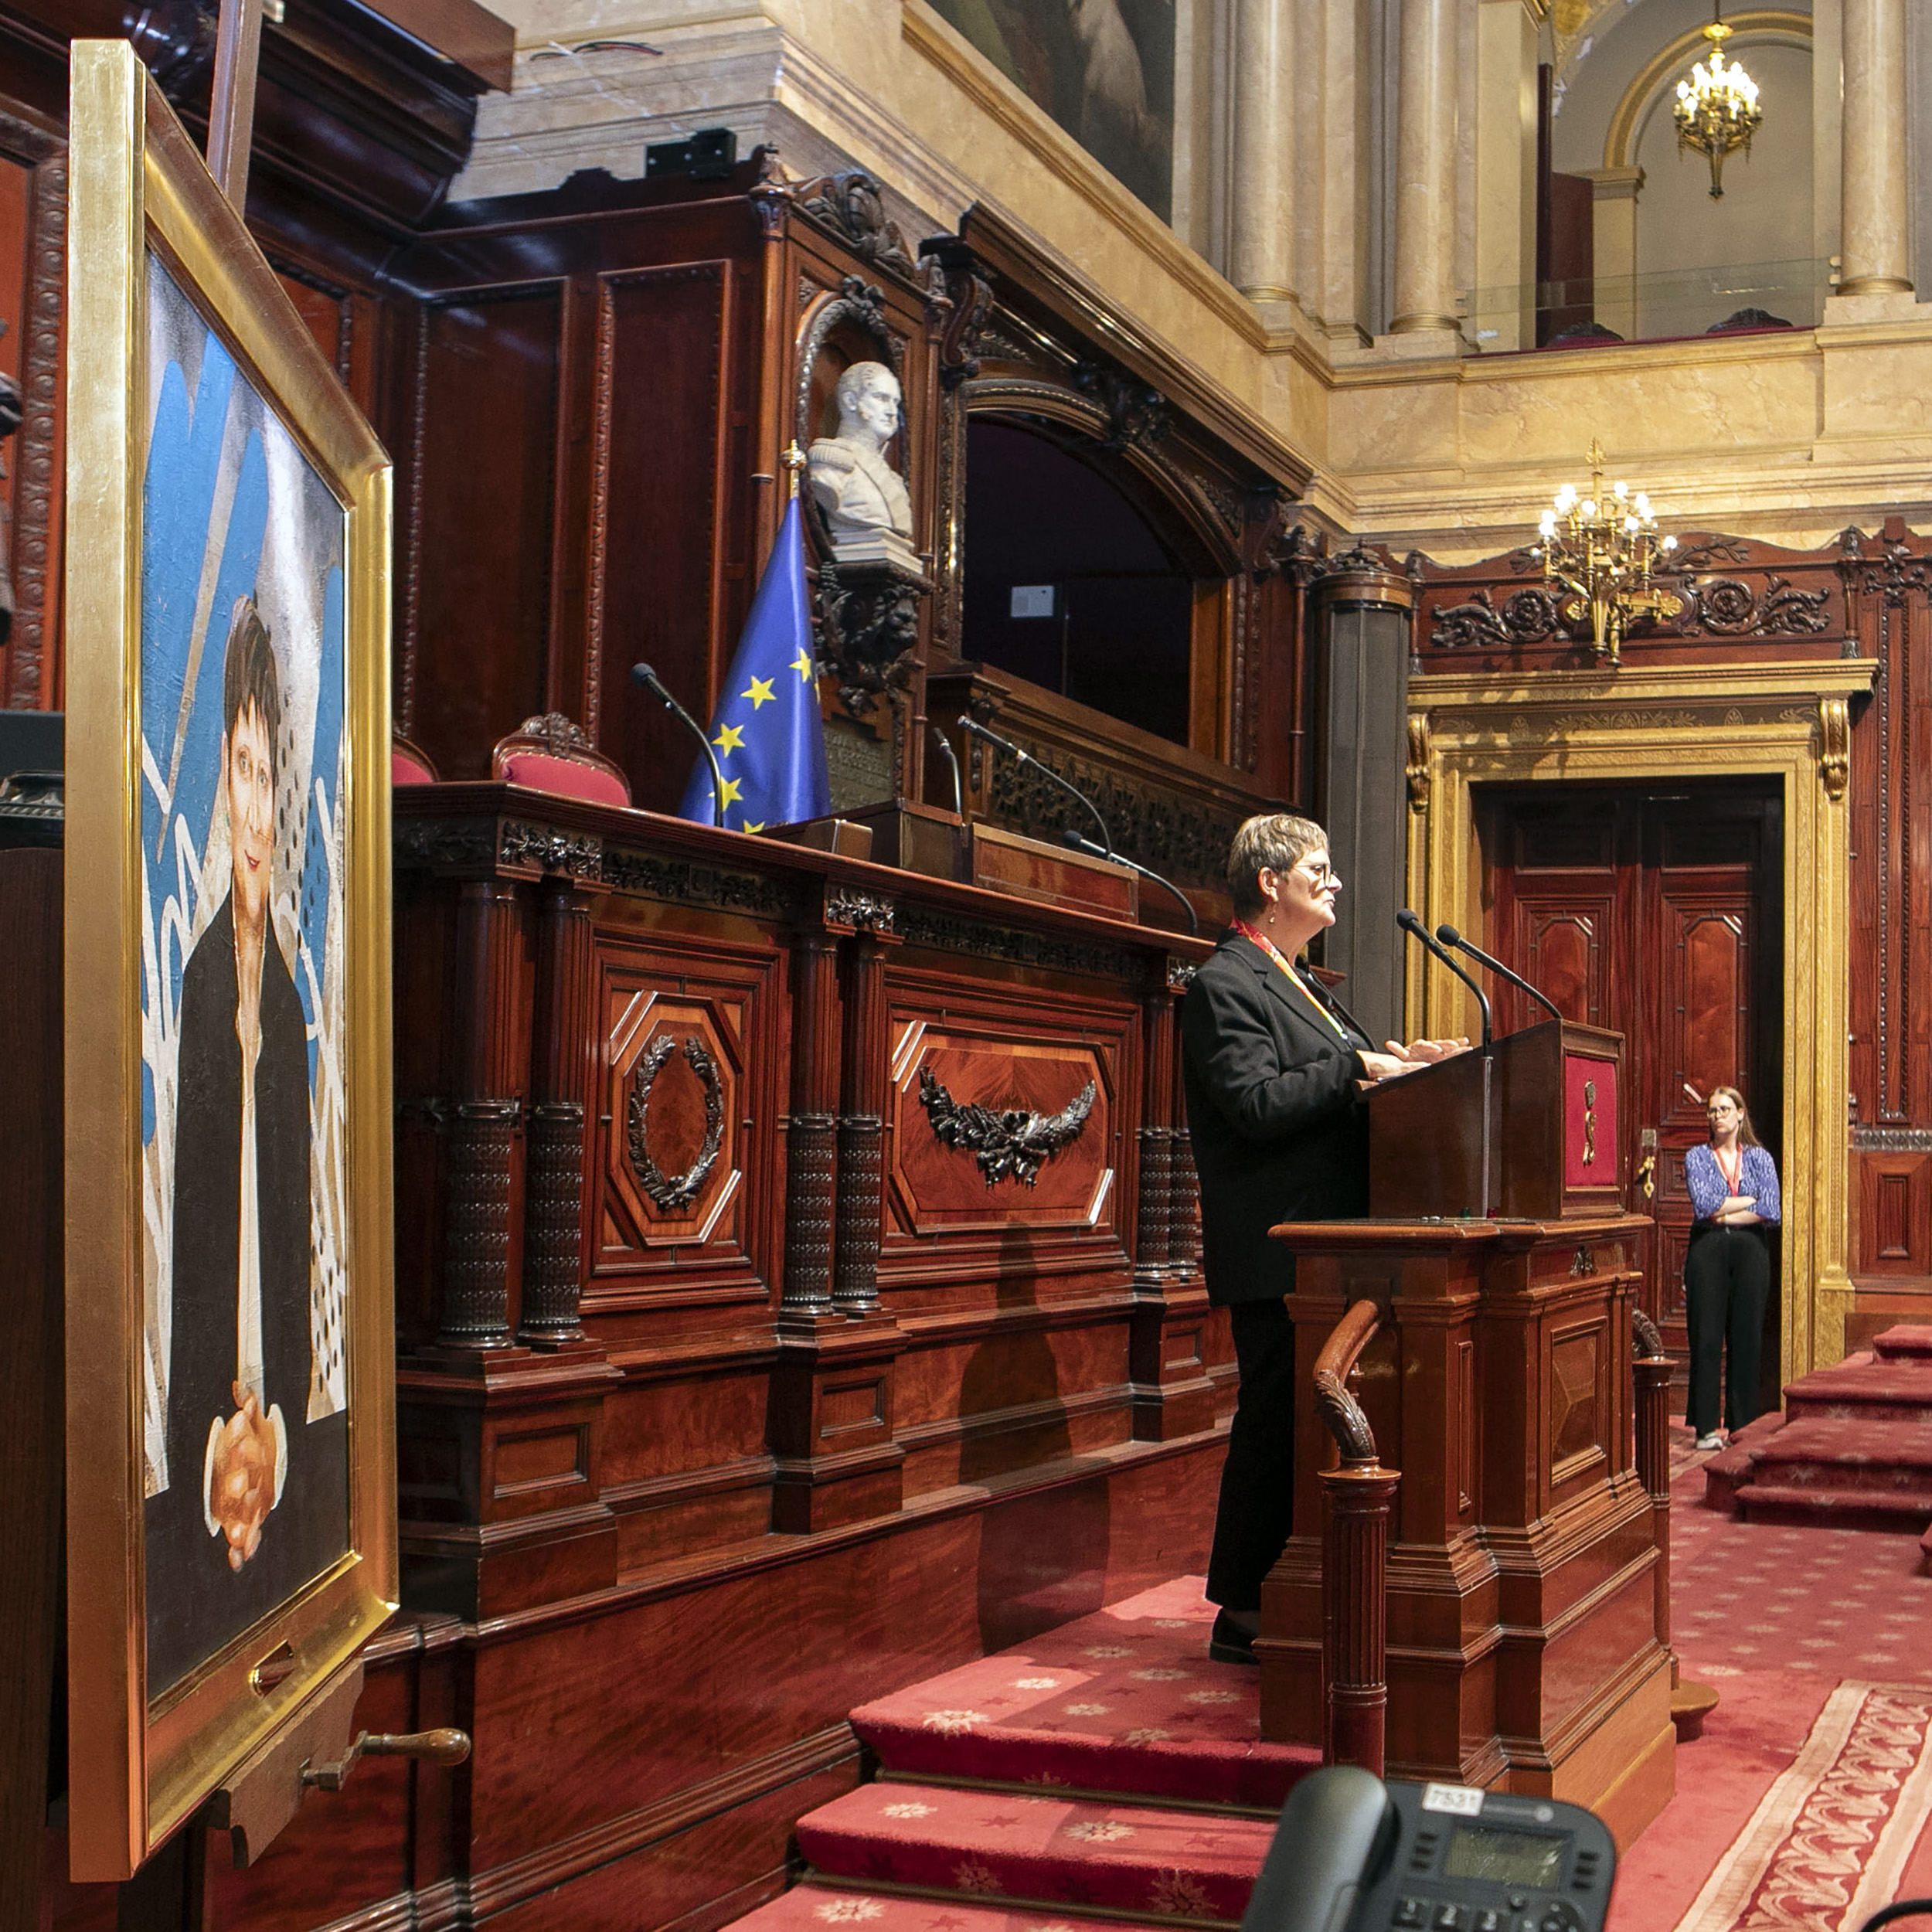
633, 663, 726, 824
930, 725, 964, 816
957, 716, 1111, 855
1397, 908, 1493, 1049
1435, 923, 1563, 1026
1063, 828, 1199, 935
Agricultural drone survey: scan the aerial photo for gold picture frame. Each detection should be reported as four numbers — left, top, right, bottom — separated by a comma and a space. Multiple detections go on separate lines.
63, 40, 396, 1878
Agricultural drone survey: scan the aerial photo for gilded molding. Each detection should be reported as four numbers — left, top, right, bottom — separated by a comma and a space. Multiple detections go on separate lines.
1819, 696, 1851, 801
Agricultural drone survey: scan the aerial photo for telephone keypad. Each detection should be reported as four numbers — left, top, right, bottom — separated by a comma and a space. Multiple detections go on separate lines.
1393, 1900, 1427, 1928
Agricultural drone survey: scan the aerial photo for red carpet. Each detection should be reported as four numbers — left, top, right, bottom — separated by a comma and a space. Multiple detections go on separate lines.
724, 1431, 1932, 1932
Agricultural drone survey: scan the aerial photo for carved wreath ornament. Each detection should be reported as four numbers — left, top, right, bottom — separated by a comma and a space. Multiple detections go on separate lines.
626, 1033, 725, 1213
917, 1066, 1095, 1188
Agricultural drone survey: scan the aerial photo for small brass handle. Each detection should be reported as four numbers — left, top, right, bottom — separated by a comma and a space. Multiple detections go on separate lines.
1636, 1153, 1656, 1200
303, 1726, 471, 1792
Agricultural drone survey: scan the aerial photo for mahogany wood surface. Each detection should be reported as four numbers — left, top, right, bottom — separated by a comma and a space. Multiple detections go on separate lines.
1259, 1214, 1672, 1847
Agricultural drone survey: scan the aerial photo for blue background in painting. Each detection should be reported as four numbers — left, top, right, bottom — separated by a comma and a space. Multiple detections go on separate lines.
298, 564, 345, 1089
138, 332, 269, 1146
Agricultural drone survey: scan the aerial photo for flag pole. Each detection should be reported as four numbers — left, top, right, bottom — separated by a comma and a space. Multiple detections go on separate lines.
783, 441, 805, 501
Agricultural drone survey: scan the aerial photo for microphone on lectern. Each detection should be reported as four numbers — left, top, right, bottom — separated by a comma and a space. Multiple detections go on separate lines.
632, 663, 726, 825
1435, 923, 1564, 1026
1063, 828, 1199, 936
1397, 908, 1493, 1050
957, 716, 1112, 855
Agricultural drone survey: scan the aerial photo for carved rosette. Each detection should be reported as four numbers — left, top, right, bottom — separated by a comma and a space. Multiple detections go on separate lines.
442, 1099, 520, 1344
626, 1034, 725, 1213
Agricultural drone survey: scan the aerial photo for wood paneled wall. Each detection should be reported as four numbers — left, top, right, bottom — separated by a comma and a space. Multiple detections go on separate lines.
1408, 522, 1932, 1342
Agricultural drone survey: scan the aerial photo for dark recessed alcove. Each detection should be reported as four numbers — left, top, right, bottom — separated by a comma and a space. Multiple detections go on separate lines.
961, 417, 1195, 746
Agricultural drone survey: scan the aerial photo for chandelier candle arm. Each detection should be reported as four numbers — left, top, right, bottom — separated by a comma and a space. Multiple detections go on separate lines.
1529, 440, 1683, 668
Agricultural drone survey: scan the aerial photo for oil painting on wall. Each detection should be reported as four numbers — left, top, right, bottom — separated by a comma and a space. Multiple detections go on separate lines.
931, 0, 1174, 221
138, 252, 351, 1697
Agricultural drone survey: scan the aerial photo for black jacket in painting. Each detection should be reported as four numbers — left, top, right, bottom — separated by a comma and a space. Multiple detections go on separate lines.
145, 893, 349, 1695
1180, 931, 1372, 1306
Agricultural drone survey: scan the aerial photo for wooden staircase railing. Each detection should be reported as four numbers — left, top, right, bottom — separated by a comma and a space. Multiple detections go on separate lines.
1311, 1298, 1400, 1777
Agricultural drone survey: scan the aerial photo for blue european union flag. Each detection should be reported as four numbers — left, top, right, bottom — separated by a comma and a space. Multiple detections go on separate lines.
678, 496, 830, 832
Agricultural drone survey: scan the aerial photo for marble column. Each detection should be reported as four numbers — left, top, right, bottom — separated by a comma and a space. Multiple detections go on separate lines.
1389, 0, 1462, 333
1839, 0, 1913, 295
1231, 0, 1294, 302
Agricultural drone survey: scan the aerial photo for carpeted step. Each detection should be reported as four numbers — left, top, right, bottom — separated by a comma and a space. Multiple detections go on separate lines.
1702, 1410, 1789, 1512
1873, 1324, 1932, 1362
729, 1883, 1156, 1932
849, 1578, 1315, 1810
1734, 1481, 1932, 1532
795, 1780, 1274, 1926
1784, 1352, 1932, 1423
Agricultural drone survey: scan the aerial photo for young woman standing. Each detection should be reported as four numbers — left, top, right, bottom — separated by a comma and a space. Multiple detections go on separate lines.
1682, 1087, 1782, 1451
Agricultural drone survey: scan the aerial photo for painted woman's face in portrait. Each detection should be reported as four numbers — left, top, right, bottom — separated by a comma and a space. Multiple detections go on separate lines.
225, 699, 274, 938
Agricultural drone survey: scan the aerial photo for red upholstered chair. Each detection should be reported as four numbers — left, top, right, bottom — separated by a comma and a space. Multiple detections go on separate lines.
392, 731, 440, 787
491, 712, 631, 809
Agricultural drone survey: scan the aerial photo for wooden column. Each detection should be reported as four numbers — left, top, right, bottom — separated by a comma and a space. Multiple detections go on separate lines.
1322, 1464, 1400, 1777
783, 927, 840, 1317
1131, 957, 1214, 1440
832, 890, 897, 1315
519, 879, 593, 1346
440, 880, 526, 1348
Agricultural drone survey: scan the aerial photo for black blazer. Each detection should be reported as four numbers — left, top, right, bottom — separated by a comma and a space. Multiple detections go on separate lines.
1181, 933, 1372, 1306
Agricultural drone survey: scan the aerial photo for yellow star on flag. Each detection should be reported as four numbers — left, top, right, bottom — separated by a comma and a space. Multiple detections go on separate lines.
743, 675, 776, 709
713, 722, 745, 755
742, 820, 765, 834
791, 646, 815, 683
719, 777, 743, 808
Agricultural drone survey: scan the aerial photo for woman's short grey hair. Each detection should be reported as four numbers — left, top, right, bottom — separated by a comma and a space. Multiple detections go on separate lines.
1227, 812, 1327, 916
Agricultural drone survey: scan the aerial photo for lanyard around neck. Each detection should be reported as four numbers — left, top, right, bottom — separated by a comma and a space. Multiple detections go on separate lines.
1232, 919, 1349, 1042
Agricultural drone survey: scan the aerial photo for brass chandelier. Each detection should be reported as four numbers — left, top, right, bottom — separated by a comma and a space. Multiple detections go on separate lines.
1532, 443, 1682, 668
1673, 0, 1762, 199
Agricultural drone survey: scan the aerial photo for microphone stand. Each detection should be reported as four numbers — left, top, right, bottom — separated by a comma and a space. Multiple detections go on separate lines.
1435, 923, 1563, 1026
632, 662, 725, 825
958, 716, 1111, 855
1398, 909, 1492, 1050
1063, 828, 1198, 935
930, 725, 964, 816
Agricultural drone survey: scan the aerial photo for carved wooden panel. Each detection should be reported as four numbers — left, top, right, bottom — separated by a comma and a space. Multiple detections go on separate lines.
405, 291, 563, 774
1856, 1153, 1931, 1275
890, 1026, 1112, 1233
1525, 906, 1609, 1027
587, 931, 785, 1308
1547, 1317, 1607, 1497
590, 261, 739, 806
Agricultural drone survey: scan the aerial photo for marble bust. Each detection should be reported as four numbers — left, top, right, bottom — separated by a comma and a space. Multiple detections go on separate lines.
807, 360, 921, 573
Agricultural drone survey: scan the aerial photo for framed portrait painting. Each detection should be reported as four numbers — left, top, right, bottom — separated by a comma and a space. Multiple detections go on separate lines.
63, 40, 396, 1877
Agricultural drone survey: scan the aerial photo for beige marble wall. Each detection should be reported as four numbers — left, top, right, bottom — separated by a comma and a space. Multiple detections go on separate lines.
458, 0, 1932, 563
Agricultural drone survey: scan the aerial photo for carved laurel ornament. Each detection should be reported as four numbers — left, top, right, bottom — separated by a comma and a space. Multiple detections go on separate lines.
917, 1066, 1096, 1187
626, 1033, 726, 1213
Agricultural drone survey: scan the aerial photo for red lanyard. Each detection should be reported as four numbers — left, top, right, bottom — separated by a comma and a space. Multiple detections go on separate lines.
1232, 919, 1349, 1043
1716, 1144, 1743, 1192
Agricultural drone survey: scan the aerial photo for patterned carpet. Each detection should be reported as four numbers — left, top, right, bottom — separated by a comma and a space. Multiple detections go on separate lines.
725, 1427, 1932, 1932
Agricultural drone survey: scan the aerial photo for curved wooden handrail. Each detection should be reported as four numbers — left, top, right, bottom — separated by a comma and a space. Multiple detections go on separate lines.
1312, 1298, 1381, 1468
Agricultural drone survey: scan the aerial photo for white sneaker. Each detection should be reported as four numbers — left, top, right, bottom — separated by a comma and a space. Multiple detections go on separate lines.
1695, 1431, 1723, 1451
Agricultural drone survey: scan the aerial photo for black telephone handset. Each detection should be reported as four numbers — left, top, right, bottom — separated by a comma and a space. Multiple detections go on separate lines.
1241, 1767, 1617, 1932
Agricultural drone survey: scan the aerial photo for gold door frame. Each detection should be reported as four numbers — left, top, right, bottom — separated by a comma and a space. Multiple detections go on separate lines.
1404, 659, 1873, 1381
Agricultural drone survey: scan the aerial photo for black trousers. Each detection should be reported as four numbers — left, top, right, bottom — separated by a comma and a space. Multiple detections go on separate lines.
1684, 1225, 1771, 1435
1206, 1297, 1295, 1613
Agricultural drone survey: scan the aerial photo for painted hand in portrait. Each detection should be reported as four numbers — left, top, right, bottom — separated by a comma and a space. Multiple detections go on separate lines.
138, 257, 351, 1695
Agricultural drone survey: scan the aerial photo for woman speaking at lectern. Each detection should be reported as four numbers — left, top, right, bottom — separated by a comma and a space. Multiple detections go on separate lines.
1181, 814, 1464, 1665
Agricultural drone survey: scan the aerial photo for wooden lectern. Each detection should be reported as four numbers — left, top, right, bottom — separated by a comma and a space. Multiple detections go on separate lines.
1259, 1021, 1674, 1846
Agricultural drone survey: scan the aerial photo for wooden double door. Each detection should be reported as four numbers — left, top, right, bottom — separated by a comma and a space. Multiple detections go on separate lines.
1478, 783, 1785, 1401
